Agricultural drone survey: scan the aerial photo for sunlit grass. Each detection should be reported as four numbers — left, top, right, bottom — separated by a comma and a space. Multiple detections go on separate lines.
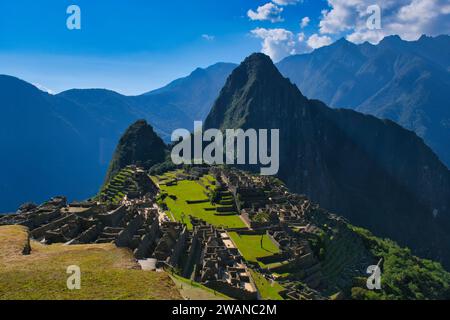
0, 226, 181, 300
228, 232, 280, 266
154, 172, 246, 229
249, 270, 284, 300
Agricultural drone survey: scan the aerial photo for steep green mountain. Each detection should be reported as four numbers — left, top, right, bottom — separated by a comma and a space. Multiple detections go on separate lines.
104, 120, 166, 184
204, 53, 450, 269
277, 35, 450, 168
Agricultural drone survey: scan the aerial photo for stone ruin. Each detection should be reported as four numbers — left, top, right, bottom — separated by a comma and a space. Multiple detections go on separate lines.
1, 165, 369, 300
185, 217, 258, 300
0, 193, 192, 270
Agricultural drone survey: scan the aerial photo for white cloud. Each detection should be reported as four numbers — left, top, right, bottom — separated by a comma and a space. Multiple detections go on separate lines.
300, 16, 311, 28
319, 0, 450, 44
251, 28, 314, 61
307, 33, 333, 49
272, 0, 301, 6
248, 3, 284, 23
251, 28, 297, 61
201, 34, 215, 41
298, 32, 306, 41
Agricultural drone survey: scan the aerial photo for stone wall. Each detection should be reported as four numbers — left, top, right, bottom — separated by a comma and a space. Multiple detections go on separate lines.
115, 213, 144, 247
169, 226, 188, 267
31, 214, 76, 239
97, 205, 126, 227
204, 281, 257, 300
134, 218, 160, 259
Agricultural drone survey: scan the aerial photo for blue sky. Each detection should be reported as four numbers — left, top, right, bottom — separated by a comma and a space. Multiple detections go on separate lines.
0, 0, 448, 94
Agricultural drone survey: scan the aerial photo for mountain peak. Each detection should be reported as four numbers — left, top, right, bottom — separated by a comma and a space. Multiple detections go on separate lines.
379, 34, 403, 46
332, 37, 353, 47
241, 53, 276, 72
232, 52, 286, 86
244, 52, 272, 63
204, 52, 305, 130
104, 119, 166, 184
130, 119, 150, 129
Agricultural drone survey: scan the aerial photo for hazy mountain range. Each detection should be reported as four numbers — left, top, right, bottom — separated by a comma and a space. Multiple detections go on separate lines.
0, 63, 234, 212
0, 34, 448, 219
277, 34, 450, 168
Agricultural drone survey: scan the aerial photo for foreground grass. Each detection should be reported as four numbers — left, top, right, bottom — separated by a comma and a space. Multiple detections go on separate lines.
0, 226, 181, 300
154, 174, 246, 229
228, 232, 280, 266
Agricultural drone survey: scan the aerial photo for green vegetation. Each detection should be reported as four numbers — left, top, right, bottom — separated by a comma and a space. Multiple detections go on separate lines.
104, 119, 167, 184
148, 159, 179, 176
321, 227, 367, 288
99, 167, 136, 204
0, 226, 181, 300
199, 174, 216, 189
228, 232, 280, 266
249, 270, 284, 300
152, 172, 246, 229
350, 226, 450, 300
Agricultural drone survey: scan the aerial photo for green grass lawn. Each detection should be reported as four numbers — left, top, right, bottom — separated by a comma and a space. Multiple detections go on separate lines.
199, 174, 216, 188
154, 173, 246, 229
249, 270, 284, 300
0, 226, 181, 300
228, 232, 280, 266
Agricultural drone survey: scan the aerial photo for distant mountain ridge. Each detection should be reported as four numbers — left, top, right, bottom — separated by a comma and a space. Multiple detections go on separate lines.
59, 62, 237, 141
277, 34, 450, 168
0, 62, 235, 212
144, 62, 237, 121
0, 75, 102, 212
204, 52, 450, 268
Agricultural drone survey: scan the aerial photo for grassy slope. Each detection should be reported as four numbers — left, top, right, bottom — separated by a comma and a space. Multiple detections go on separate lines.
154, 173, 246, 229
99, 167, 136, 204
249, 270, 284, 300
0, 225, 181, 300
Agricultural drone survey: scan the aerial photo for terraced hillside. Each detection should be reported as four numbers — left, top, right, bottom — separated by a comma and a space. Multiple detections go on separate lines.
100, 167, 137, 204
100, 166, 156, 204
0, 225, 181, 300
320, 225, 369, 292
